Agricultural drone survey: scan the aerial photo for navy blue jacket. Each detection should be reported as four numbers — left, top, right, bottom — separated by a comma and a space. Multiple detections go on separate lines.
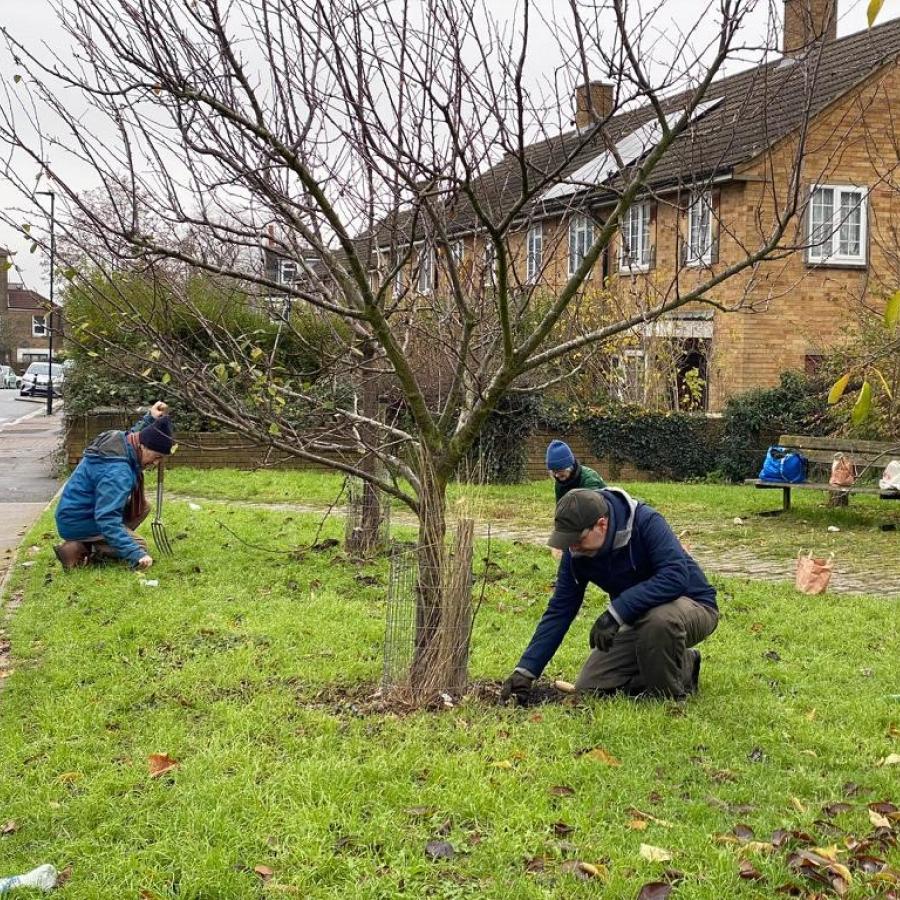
517, 488, 717, 678
55, 415, 153, 565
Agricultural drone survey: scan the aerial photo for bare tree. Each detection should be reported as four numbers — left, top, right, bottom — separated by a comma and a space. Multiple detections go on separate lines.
1, 0, 826, 696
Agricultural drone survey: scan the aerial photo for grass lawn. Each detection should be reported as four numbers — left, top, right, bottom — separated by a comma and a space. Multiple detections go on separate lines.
0, 483, 897, 898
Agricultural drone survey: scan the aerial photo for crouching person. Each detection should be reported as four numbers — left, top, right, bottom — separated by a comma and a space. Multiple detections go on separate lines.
500, 488, 718, 704
54, 402, 174, 571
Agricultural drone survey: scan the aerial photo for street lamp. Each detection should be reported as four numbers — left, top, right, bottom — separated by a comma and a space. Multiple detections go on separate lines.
35, 190, 55, 415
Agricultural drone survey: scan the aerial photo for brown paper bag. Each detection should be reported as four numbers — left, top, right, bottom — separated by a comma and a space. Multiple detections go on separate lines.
829, 452, 856, 488
795, 552, 833, 595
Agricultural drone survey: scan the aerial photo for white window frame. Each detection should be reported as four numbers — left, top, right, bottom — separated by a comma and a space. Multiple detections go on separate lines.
32, 315, 47, 337
277, 258, 297, 285
417, 246, 434, 294
807, 184, 868, 267
568, 215, 594, 276
686, 192, 713, 267
620, 202, 652, 271
526, 223, 543, 283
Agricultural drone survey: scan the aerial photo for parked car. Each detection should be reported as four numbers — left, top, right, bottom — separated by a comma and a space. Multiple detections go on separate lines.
0, 365, 20, 389
19, 361, 64, 398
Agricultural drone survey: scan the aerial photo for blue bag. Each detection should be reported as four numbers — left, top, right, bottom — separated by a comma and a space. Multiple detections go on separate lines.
759, 446, 808, 483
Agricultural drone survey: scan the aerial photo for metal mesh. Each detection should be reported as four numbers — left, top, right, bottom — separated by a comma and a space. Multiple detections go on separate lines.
344, 477, 391, 555
382, 543, 419, 689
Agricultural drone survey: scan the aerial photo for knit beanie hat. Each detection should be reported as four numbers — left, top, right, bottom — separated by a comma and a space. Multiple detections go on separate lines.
139, 415, 175, 455
546, 439, 576, 471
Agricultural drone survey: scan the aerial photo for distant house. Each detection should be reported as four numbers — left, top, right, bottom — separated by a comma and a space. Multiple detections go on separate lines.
362, 1, 900, 412
0, 251, 59, 371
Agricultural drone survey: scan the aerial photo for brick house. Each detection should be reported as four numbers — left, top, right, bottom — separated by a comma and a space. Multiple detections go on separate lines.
365, 1, 900, 412
0, 251, 58, 371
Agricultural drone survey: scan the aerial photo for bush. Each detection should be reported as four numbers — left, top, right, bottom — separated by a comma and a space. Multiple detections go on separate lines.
716, 371, 833, 482
579, 407, 722, 481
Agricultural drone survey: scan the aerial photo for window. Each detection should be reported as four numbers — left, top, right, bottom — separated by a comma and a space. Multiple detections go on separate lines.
526, 224, 543, 282
686, 192, 713, 266
808, 185, 867, 265
620, 202, 652, 270
277, 258, 297, 285
32, 316, 47, 337
568, 216, 594, 275
417, 246, 434, 293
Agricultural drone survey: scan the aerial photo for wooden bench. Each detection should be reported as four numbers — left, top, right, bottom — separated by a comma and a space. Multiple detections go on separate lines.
745, 434, 900, 511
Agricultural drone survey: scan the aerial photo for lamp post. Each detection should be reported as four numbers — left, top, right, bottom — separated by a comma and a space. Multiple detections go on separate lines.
35, 190, 55, 415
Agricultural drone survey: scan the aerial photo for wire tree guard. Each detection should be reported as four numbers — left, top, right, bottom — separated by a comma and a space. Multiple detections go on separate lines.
344, 477, 391, 557
382, 517, 476, 700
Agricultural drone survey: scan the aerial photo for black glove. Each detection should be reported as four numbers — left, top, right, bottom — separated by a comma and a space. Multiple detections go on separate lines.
589, 611, 620, 652
499, 670, 534, 705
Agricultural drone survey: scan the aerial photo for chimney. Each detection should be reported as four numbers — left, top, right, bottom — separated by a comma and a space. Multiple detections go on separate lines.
783, 0, 837, 56
574, 81, 614, 130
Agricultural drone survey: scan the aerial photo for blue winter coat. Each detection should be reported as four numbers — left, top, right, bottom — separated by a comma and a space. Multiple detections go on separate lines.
517, 487, 717, 678
55, 415, 154, 565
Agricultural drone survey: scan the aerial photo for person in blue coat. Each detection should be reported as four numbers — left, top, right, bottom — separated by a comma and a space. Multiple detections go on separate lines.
500, 488, 718, 703
54, 401, 175, 571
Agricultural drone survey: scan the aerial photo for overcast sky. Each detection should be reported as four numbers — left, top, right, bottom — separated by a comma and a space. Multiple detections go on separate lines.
0, 0, 880, 296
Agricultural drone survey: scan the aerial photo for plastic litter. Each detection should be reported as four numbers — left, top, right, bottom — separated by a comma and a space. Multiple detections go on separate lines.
827, 525, 840, 532
140, 579, 159, 588
188, 502, 202, 511
0, 864, 58, 894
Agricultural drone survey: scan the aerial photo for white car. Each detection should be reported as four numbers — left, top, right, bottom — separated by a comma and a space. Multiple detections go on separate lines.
0, 365, 20, 389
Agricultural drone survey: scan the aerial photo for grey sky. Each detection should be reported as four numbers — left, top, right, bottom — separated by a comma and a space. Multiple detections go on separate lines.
0, 0, 878, 296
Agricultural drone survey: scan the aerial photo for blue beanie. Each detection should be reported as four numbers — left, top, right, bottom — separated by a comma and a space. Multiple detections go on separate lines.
139, 415, 175, 455
546, 439, 575, 471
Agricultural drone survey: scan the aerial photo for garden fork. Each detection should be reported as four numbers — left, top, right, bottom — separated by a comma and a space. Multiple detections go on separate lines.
151, 462, 173, 556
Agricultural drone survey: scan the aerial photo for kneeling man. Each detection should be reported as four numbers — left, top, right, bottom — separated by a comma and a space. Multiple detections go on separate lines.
501, 488, 718, 703
54, 402, 174, 571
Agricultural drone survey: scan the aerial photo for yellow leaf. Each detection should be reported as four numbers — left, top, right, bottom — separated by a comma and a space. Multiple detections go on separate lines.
829, 862, 853, 884
869, 808, 891, 828
888, 723, 900, 738
827, 373, 850, 405
790, 796, 806, 813
850, 380, 872, 425
57, 772, 82, 783
639, 843, 673, 863
741, 841, 775, 855
805, 708, 817, 721
577, 862, 607, 879
627, 818, 649, 830
879, 753, 900, 766
813, 845, 839, 861
867, 0, 885, 26
491, 759, 514, 769
586, 747, 621, 766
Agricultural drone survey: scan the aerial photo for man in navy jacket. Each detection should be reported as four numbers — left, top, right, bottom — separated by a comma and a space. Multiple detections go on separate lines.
500, 488, 718, 703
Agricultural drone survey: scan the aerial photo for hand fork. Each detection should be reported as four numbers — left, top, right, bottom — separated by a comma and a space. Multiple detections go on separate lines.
151, 463, 174, 556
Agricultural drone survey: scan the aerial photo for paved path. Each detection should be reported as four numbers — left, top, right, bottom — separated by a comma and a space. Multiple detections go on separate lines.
0, 409, 62, 592
169, 493, 900, 598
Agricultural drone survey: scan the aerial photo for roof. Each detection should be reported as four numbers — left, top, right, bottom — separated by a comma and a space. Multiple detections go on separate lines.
360, 15, 900, 249
7, 285, 50, 310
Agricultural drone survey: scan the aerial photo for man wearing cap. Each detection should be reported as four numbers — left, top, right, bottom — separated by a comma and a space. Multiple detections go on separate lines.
54, 401, 175, 571
545, 439, 606, 501
500, 487, 718, 703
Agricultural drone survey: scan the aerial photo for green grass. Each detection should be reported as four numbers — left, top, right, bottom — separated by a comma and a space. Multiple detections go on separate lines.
165, 466, 900, 573
0, 493, 897, 898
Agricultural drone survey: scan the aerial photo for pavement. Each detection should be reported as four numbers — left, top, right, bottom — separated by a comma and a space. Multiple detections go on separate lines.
0, 397, 63, 592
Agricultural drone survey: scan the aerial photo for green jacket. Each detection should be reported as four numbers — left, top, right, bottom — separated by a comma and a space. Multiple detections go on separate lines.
553, 460, 607, 502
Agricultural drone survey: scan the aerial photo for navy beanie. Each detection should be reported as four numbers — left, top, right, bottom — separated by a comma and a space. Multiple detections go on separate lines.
139, 415, 175, 455
546, 439, 575, 471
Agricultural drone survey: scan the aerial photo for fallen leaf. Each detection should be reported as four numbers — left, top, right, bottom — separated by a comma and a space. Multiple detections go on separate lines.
790, 796, 807, 814
405, 806, 431, 818
878, 753, 900, 766
0, 821, 17, 835
253, 865, 274, 881
629, 808, 673, 827
148, 753, 179, 778
822, 802, 852, 818
585, 747, 621, 766
528, 712, 544, 723
748, 746, 765, 763
812, 845, 839, 862
424, 840, 455, 861
552, 821, 575, 836
636, 883, 673, 899
57, 772, 82, 783
524, 856, 546, 873
733, 823, 755, 842
739, 859, 763, 880
741, 841, 775, 855
639, 843, 673, 863
869, 808, 891, 829
888, 723, 900, 738
628, 818, 649, 830
852, 854, 886, 874
559, 860, 605, 880
549, 785, 575, 797
491, 759, 514, 769
55, 867, 73, 890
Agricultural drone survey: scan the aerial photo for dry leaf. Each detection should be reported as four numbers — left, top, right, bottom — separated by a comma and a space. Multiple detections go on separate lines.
628, 818, 649, 830
586, 747, 621, 766
491, 759, 514, 770
425, 840, 455, 861
636, 881, 672, 899
887, 723, 900, 738
869, 808, 891, 829
0, 821, 17, 835
790, 796, 806, 813
253, 865, 274, 881
524, 856, 546, 873
740, 841, 775, 855
552, 821, 575, 836
738, 859, 763, 880
639, 843, 673, 863
553, 680, 577, 693
813, 845, 839, 861
559, 860, 605, 880
878, 753, 900, 766
57, 772, 82, 784
148, 753, 179, 778
629, 808, 673, 828
549, 785, 575, 797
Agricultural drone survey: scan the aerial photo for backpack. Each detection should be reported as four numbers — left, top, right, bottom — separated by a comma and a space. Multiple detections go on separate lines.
759, 446, 808, 483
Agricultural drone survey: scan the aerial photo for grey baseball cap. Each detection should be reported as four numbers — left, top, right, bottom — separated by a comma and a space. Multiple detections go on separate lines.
547, 489, 609, 550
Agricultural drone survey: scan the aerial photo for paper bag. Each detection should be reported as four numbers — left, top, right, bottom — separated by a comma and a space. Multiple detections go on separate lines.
795, 552, 833, 595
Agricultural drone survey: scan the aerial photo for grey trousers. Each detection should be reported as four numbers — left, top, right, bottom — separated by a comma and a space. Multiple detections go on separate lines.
575, 596, 719, 698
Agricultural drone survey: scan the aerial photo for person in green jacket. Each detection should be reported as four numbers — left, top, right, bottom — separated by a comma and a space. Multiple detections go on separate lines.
546, 440, 606, 501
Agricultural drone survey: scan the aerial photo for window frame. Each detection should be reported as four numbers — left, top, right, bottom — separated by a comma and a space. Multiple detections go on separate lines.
568, 215, 594, 276
416, 245, 435, 294
526, 223, 543, 283
619, 202, 652, 272
32, 315, 48, 338
685, 191, 713, 267
277, 258, 298, 285
807, 184, 868, 267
